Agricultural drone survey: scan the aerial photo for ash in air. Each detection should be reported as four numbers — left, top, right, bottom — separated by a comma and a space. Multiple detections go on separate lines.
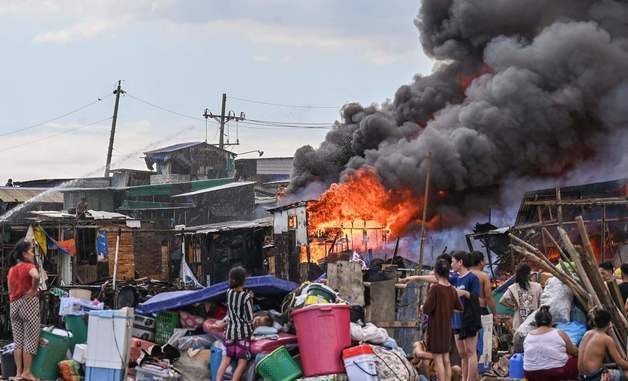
288, 0, 628, 229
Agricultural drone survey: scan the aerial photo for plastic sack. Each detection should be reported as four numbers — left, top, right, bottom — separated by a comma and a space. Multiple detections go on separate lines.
513, 278, 573, 352
174, 334, 213, 351
539, 277, 573, 323
175, 353, 210, 381
350, 322, 390, 344
58, 360, 81, 381
555, 321, 587, 345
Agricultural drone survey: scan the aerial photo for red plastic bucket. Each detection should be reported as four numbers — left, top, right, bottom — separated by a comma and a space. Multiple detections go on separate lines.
291, 304, 351, 377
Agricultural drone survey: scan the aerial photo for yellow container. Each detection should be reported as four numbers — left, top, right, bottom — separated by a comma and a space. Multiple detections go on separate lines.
304, 295, 329, 306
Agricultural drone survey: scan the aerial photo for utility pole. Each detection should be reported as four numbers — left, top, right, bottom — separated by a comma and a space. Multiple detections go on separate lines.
203, 93, 245, 150
416, 152, 432, 340
104, 80, 125, 177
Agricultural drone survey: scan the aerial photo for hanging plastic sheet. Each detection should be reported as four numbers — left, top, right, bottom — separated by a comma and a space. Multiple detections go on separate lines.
96, 230, 108, 259
33, 225, 48, 256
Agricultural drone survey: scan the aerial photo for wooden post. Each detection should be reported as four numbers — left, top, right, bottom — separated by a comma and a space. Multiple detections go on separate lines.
601, 206, 606, 261
112, 229, 121, 290
417, 152, 432, 339
556, 186, 563, 228
536, 206, 549, 256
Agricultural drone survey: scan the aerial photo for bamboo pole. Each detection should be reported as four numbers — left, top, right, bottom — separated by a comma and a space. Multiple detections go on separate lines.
574, 217, 628, 344
509, 233, 574, 281
417, 152, 432, 340
541, 227, 577, 276
509, 245, 588, 307
558, 227, 599, 310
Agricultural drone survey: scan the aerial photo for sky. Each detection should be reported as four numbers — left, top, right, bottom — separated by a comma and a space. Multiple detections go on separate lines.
0, 0, 434, 181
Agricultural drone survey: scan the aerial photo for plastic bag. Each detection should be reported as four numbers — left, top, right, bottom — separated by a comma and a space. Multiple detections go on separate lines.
174, 334, 213, 351
539, 277, 572, 323
58, 360, 82, 381
350, 322, 389, 344
555, 321, 587, 345
513, 278, 573, 352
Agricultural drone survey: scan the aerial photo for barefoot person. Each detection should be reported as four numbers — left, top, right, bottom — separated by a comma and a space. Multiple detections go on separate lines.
8, 240, 40, 381
578, 308, 628, 381
422, 258, 463, 381
499, 263, 542, 331
216, 267, 254, 381
470, 251, 496, 367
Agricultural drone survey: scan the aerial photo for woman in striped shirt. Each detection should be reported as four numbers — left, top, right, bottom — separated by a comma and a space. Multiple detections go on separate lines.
216, 266, 253, 381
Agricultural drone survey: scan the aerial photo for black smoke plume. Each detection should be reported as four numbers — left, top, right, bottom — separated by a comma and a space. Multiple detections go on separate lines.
289, 0, 628, 227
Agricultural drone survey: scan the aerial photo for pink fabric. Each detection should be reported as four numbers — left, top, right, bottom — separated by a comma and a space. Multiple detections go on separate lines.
180, 311, 205, 330
201, 319, 297, 354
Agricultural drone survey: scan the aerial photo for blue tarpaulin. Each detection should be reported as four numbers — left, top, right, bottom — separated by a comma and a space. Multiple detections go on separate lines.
97, 230, 108, 258
137, 275, 298, 314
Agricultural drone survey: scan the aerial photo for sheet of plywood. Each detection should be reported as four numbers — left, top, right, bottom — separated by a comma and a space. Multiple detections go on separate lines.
366, 279, 396, 336
327, 261, 364, 306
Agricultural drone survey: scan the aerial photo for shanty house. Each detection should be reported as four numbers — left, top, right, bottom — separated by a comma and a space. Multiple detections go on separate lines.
144, 142, 236, 184
0, 187, 63, 222
178, 217, 273, 285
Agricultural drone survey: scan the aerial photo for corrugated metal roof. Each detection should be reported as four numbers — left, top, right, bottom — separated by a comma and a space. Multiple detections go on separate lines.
172, 181, 256, 198
144, 141, 235, 155
183, 216, 273, 234
0, 187, 63, 203
30, 210, 130, 220
256, 158, 293, 175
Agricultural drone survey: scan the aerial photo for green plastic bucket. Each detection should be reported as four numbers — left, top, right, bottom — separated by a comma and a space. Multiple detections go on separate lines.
64, 315, 87, 348
307, 284, 336, 303
32, 328, 72, 380
256, 346, 302, 381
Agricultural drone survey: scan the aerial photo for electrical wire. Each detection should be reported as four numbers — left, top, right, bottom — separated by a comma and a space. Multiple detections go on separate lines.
126, 93, 207, 123
238, 122, 332, 130
0, 116, 112, 154
245, 118, 333, 126
0, 94, 112, 137
126, 92, 333, 129
230, 96, 338, 109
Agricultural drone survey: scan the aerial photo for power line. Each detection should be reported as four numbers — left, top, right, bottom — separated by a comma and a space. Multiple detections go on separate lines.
246, 118, 333, 126
0, 94, 111, 137
126, 93, 207, 122
0, 116, 112, 154
127, 91, 333, 129
238, 121, 332, 130
230, 96, 338, 110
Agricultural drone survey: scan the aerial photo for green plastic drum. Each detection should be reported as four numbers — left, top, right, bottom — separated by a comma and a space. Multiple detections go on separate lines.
64, 315, 87, 349
32, 329, 72, 380
256, 346, 303, 381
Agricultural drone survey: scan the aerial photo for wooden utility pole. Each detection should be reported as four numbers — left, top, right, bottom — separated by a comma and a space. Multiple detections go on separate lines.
104, 80, 124, 177
203, 93, 245, 149
416, 152, 432, 339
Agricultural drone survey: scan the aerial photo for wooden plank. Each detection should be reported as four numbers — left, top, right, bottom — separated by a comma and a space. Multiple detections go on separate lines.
371, 320, 418, 328
327, 261, 364, 306
366, 279, 396, 337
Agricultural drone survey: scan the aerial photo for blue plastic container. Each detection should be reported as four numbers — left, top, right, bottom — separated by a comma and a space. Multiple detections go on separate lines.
86, 366, 124, 381
508, 353, 524, 378
210, 347, 223, 381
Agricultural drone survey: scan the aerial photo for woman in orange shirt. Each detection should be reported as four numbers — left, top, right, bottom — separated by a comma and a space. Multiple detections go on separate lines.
8, 240, 40, 381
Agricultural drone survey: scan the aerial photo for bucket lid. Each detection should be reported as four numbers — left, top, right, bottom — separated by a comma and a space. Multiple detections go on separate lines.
343, 344, 373, 358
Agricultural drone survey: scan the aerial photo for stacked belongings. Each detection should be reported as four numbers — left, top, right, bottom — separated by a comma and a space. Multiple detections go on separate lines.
134, 275, 299, 381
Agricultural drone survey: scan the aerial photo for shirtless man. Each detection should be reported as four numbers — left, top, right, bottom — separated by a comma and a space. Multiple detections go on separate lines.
578, 308, 628, 381
471, 251, 496, 368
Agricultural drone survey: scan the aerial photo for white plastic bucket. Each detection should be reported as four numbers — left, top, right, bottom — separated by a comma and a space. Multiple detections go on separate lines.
343, 353, 379, 381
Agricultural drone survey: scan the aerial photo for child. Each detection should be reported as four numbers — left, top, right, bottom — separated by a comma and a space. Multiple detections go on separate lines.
422, 258, 463, 381
216, 266, 253, 381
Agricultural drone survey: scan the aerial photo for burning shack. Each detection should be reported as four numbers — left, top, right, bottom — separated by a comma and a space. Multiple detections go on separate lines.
268, 200, 402, 282
468, 178, 628, 273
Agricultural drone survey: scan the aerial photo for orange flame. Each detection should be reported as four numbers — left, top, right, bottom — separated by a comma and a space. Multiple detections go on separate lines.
307, 168, 437, 239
